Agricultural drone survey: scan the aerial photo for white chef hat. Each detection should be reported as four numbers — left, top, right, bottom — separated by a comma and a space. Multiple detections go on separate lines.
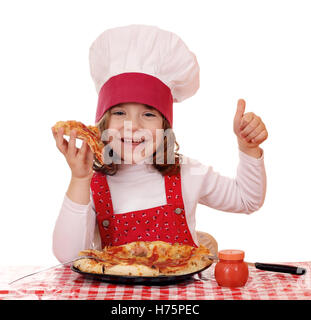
89, 24, 200, 127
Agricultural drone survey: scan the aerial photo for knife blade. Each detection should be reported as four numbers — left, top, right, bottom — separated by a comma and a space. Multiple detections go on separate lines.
8, 256, 106, 285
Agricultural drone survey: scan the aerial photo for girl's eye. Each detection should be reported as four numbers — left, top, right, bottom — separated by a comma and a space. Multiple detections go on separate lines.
112, 111, 125, 116
144, 113, 156, 117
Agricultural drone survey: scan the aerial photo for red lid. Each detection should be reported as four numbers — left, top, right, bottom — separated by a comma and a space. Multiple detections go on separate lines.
218, 250, 245, 260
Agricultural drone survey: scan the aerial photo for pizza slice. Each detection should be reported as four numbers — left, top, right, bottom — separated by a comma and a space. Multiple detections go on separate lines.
52, 120, 104, 165
72, 241, 213, 277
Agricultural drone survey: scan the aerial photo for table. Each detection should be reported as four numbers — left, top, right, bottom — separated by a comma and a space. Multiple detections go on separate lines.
1, 262, 311, 300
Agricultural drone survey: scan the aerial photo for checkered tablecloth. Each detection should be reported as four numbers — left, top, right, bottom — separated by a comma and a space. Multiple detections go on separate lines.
1, 262, 311, 300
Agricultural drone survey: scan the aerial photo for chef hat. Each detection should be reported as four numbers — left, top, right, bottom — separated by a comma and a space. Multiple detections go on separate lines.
89, 24, 200, 127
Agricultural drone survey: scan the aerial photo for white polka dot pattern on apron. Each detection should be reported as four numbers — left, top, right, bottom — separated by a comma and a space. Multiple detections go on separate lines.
90, 172, 197, 247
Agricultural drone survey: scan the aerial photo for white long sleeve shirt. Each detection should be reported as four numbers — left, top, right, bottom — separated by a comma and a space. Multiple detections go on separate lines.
52, 150, 266, 263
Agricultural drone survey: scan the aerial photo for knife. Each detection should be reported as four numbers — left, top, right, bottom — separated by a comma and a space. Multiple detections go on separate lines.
8, 256, 107, 285
208, 255, 306, 275
251, 262, 306, 275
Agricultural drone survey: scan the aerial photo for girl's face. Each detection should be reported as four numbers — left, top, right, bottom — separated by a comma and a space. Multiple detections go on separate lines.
107, 103, 164, 163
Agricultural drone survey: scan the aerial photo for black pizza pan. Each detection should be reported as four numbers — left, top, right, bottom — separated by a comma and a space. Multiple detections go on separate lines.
70, 264, 211, 286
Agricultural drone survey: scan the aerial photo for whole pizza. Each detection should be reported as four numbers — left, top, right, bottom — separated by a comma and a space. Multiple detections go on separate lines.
73, 241, 213, 277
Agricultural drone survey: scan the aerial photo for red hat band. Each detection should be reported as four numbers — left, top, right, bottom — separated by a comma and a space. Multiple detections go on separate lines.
95, 72, 173, 127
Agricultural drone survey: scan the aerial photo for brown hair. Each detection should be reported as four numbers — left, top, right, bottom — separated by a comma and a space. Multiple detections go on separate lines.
92, 105, 182, 176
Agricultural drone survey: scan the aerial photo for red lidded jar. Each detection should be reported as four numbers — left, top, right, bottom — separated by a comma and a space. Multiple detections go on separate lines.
214, 250, 249, 288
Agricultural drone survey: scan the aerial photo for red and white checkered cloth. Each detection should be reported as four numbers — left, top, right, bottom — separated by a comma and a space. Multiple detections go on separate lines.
1, 262, 311, 300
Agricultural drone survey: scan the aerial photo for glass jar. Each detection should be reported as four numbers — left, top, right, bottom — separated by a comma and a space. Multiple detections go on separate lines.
214, 250, 249, 288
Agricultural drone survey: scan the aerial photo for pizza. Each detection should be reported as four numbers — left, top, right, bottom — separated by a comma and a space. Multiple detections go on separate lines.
72, 241, 213, 277
52, 120, 104, 165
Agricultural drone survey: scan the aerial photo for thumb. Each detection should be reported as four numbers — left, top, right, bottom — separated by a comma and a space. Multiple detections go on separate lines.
234, 99, 246, 125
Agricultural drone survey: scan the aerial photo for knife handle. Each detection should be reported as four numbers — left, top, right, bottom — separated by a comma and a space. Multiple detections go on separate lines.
254, 262, 306, 275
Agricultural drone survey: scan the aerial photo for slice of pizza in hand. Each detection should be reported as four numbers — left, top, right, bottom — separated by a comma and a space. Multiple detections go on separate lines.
73, 241, 213, 277
52, 120, 104, 165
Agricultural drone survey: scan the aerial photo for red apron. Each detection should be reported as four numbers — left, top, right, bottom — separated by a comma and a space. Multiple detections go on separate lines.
91, 171, 197, 247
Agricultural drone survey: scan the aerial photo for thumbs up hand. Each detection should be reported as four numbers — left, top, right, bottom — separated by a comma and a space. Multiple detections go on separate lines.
233, 99, 268, 158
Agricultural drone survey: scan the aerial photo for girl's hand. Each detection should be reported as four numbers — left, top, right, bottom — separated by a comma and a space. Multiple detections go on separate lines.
52, 127, 94, 180
233, 99, 268, 157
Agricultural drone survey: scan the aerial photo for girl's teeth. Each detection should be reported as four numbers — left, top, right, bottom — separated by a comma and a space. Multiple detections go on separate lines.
123, 139, 144, 143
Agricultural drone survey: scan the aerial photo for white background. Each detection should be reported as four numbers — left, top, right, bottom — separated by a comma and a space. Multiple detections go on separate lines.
0, 0, 310, 266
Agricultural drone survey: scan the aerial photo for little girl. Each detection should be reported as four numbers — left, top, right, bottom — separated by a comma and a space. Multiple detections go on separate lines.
52, 25, 267, 263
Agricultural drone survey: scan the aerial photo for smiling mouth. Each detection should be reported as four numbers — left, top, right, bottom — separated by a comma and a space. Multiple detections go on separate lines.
120, 137, 146, 144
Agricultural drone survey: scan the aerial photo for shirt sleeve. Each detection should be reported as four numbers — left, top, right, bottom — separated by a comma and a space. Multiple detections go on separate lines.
196, 149, 266, 214
52, 194, 99, 263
